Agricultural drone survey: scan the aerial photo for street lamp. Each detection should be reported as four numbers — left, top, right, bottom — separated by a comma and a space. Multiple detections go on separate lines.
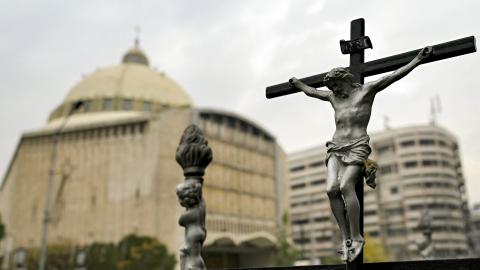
38, 101, 83, 270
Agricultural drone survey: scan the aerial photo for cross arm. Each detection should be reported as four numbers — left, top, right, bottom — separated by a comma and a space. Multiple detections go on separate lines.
266, 36, 476, 99
266, 73, 330, 99
361, 36, 476, 77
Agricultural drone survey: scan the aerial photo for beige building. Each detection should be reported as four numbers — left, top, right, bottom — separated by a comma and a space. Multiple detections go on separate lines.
0, 44, 287, 269
288, 125, 469, 262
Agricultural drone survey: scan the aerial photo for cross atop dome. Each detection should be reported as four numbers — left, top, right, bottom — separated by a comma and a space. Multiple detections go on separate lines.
134, 25, 140, 48
122, 26, 149, 66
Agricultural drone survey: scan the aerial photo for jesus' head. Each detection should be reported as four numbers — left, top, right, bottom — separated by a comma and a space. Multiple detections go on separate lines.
323, 67, 357, 95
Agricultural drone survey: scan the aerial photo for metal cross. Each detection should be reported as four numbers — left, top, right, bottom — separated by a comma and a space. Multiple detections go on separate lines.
266, 19, 476, 99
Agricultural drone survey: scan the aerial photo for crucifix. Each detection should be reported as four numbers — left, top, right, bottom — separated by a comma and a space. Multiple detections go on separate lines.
266, 18, 475, 269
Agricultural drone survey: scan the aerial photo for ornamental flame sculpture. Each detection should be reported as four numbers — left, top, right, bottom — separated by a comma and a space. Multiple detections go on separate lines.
176, 125, 212, 270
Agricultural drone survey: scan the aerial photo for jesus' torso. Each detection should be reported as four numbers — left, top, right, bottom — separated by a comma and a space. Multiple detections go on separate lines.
329, 86, 375, 143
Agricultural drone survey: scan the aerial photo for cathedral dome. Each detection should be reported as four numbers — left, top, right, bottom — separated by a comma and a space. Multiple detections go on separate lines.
48, 45, 192, 121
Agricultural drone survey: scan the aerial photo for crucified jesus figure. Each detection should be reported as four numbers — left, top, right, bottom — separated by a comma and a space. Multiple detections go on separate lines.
289, 46, 432, 262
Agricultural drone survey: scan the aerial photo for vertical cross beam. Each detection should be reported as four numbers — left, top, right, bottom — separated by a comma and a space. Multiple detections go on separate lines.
349, 18, 366, 84
347, 18, 365, 270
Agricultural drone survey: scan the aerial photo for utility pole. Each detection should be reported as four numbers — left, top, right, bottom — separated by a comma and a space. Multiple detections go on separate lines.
38, 101, 83, 270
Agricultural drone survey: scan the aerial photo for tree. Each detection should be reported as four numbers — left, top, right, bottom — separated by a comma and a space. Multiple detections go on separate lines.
116, 234, 176, 270
24, 241, 75, 270
86, 243, 117, 270
19, 234, 176, 270
364, 233, 389, 262
273, 212, 299, 266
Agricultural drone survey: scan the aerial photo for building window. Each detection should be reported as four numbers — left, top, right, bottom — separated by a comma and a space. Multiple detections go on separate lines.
441, 160, 451, 168
376, 144, 395, 154
385, 207, 403, 216
226, 117, 236, 128
438, 140, 448, 147
422, 160, 438, 167
313, 216, 329, 223
139, 123, 145, 134
143, 101, 152, 111
311, 179, 326, 186
390, 187, 399, 194
316, 236, 331, 242
292, 219, 309, 225
123, 99, 133, 110
400, 140, 415, 147
291, 183, 306, 190
311, 198, 325, 204
294, 238, 310, 244
239, 121, 248, 133
379, 164, 398, 174
309, 161, 324, 168
419, 139, 435, 146
102, 98, 113, 110
290, 165, 305, 172
83, 100, 92, 112
403, 161, 418, 168
252, 128, 260, 137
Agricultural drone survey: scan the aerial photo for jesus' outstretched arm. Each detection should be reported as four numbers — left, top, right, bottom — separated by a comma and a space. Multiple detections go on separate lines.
289, 77, 332, 101
365, 46, 433, 93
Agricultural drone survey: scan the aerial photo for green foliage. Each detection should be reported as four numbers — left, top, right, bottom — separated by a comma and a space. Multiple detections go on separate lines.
24, 241, 75, 270
273, 212, 299, 266
86, 243, 118, 270
116, 234, 176, 270
321, 256, 342, 265
364, 233, 389, 262
20, 234, 176, 270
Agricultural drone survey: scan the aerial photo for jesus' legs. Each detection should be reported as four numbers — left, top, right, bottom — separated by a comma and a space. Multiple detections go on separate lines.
326, 156, 350, 258
340, 165, 364, 261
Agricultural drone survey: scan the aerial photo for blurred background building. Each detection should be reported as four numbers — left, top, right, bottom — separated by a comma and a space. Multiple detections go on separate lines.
0, 42, 288, 269
288, 124, 470, 262
469, 202, 480, 256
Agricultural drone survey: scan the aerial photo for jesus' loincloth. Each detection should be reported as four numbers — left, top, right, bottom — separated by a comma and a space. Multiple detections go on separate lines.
325, 135, 377, 189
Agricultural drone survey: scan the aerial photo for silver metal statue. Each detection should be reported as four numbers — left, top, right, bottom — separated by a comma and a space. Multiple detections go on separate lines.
176, 125, 212, 270
289, 46, 433, 262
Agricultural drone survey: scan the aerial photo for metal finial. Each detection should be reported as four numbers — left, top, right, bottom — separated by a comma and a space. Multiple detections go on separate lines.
134, 26, 141, 47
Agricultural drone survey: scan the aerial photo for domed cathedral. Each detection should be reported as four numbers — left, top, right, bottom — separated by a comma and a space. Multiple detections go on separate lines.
0, 42, 288, 268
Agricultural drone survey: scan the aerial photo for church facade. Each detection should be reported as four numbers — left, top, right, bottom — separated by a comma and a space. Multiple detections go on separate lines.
0, 44, 288, 268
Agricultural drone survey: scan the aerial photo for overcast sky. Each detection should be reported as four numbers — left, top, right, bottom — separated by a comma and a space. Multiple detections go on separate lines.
1, 0, 479, 204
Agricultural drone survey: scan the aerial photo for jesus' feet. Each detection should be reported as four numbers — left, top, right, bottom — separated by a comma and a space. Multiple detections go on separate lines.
347, 237, 364, 262
337, 239, 352, 261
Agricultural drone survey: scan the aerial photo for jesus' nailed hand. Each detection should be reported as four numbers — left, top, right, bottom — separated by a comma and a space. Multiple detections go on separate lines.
288, 46, 432, 262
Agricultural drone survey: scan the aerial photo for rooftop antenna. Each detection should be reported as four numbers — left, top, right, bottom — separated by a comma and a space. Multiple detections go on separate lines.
383, 115, 391, 130
430, 95, 442, 125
